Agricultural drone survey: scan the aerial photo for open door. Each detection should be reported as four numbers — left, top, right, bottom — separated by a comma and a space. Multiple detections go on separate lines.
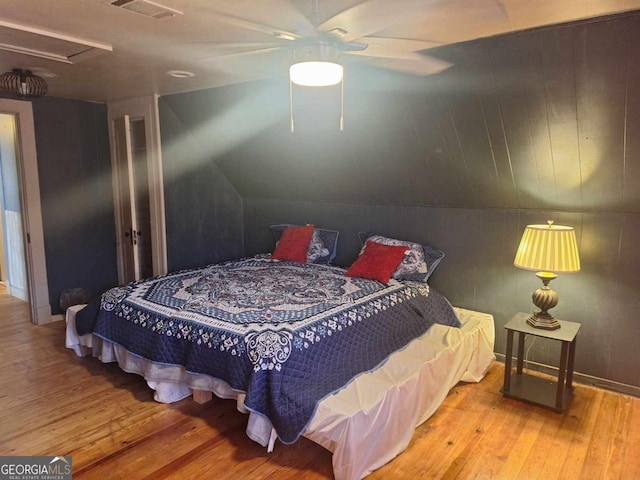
112, 116, 137, 283
0, 99, 51, 324
109, 96, 167, 285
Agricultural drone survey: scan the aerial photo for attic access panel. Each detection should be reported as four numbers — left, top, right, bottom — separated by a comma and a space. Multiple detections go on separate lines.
0, 19, 112, 64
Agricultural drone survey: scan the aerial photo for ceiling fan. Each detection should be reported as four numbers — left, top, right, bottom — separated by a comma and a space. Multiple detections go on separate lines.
201, 0, 507, 81
198, 0, 506, 128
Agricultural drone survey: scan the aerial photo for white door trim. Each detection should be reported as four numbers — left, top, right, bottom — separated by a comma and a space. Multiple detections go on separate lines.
108, 95, 167, 284
0, 99, 51, 324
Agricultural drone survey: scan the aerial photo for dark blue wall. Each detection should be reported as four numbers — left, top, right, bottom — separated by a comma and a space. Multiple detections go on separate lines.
207, 14, 640, 390
158, 94, 244, 271
244, 199, 640, 389
216, 15, 640, 214
32, 97, 118, 314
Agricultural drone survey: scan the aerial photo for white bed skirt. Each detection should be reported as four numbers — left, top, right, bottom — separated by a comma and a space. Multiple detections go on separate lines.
66, 305, 495, 480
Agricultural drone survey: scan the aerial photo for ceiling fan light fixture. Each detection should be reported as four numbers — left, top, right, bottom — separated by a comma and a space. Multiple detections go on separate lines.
289, 43, 343, 87
289, 43, 345, 131
290, 61, 343, 86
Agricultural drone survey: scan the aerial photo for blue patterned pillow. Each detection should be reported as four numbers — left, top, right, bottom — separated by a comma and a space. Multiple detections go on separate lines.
270, 225, 339, 265
357, 232, 445, 282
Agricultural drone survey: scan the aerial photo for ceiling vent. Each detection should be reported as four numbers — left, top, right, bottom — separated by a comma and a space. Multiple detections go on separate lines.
110, 0, 183, 20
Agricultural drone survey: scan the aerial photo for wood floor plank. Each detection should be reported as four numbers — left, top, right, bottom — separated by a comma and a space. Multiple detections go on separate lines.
527, 381, 593, 480
444, 392, 534, 479
371, 384, 497, 479
580, 390, 623, 479
1, 292, 640, 479
602, 394, 634, 480
619, 394, 640, 479
73, 414, 242, 479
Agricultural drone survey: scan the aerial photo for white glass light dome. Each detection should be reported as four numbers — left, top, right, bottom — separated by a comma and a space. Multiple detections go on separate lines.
289, 61, 343, 86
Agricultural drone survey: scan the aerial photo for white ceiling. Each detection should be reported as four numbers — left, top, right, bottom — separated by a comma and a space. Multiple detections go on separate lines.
1, 0, 639, 103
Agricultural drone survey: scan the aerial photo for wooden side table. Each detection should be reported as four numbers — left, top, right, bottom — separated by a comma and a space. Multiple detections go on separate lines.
500, 312, 581, 412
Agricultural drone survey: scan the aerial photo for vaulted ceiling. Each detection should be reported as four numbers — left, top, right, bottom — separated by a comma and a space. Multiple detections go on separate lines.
1, 0, 640, 102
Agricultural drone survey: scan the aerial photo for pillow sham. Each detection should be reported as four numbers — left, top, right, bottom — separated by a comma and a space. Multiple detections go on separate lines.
272, 224, 315, 263
357, 232, 445, 282
307, 230, 331, 262
346, 241, 409, 284
270, 224, 339, 265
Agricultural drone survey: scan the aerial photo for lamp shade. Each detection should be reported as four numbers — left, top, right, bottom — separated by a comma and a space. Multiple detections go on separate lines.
514, 223, 580, 273
0, 69, 48, 98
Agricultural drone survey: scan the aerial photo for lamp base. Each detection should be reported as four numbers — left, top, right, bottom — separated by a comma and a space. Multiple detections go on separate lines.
526, 312, 561, 330
527, 272, 561, 330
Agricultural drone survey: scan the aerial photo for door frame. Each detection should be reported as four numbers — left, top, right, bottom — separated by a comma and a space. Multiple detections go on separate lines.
0, 98, 51, 324
107, 95, 167, 284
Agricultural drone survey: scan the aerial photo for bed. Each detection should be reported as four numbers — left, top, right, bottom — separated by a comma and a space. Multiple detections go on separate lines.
65, 229, 495, 479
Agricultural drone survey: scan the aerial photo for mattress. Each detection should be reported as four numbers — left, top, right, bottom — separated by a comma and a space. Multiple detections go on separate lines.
77, 258, 464, 444
66, 304, 494, 480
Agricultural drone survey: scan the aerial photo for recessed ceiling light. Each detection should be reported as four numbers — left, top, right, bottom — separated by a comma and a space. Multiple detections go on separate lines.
167, 70, 195, 78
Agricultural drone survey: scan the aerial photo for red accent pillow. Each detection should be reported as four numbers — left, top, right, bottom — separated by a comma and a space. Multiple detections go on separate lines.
346, 241, 409, 284
272, 224, 315, 263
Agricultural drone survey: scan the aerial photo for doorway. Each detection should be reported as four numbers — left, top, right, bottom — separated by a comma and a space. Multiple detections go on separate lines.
108, 96, 167, 284
0, 113, 28, 301
0, 99, 51, 324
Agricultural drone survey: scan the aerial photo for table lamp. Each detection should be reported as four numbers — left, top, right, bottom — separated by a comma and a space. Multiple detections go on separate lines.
513, 221, 580, 330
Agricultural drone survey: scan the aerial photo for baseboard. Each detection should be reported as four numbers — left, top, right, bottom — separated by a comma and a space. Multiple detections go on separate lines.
35, 312, 64, 324
494, 353, 640, 399
33, 303, 54, 325
49, 313, 65, 323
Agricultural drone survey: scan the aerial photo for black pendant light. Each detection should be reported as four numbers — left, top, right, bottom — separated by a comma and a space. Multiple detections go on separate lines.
0, 68, 48, 98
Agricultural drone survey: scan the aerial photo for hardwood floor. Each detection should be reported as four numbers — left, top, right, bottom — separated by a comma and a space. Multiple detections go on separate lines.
1, 292, 638, 479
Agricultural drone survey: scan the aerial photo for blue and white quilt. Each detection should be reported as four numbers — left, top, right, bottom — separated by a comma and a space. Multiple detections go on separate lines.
92, 257, 461, 443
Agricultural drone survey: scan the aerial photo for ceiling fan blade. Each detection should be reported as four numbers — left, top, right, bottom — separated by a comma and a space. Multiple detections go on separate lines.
319, 0, 437, 42
336, 40, 369, 52
347, 36, 442, 59
199, 46, 283, 61
188, 41, 282, 52
283, 0, 323, 37
352, 53, 452, 76
204, 47, 289, 80
341, 40, 368, 52
209, 9, 302, 41
320, 0, 508, 42
321, 27, 367, 51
